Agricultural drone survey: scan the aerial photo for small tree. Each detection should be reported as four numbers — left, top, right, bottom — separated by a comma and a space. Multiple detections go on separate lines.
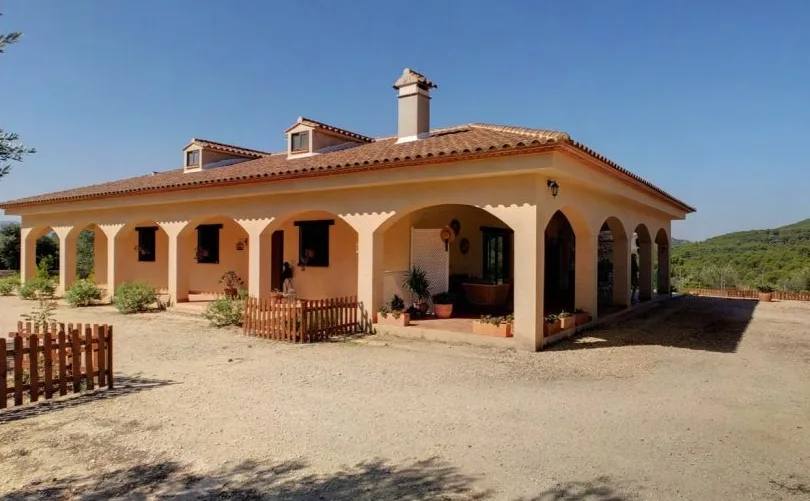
1, 14, 36, 180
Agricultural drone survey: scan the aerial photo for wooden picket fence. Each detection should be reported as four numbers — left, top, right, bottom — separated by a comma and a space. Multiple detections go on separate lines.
2, 322, 113, 409
683, 288, 810, 302
243, 296, 360, 343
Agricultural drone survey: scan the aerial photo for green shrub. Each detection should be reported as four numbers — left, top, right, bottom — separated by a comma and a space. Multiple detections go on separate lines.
18, 277, 55, 300
202, 298, 243, 327
114, 281, 158, 313
0, 274, 20, 295
65, 279, 104, 307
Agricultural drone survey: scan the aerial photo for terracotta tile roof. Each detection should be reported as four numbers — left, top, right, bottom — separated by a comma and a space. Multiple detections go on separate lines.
185, 138, 271, 158
285, 117, 374, 143
0, 124, 694, 212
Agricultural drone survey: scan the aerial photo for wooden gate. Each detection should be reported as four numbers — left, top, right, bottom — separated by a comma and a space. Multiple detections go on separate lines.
243, 296, 359, 343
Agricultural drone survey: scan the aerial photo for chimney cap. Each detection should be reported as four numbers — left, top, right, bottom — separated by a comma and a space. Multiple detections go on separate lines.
393, 68, 437, 91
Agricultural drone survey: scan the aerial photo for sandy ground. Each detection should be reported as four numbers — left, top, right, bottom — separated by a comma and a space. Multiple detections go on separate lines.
0, 295, 808, 500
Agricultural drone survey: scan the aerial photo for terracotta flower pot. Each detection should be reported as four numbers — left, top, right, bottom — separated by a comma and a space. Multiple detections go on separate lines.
377, 312, 410, 327
560, 316, 576, 330
758, 292, 773, 302
418, 302, 429, 314
433, 303, 453, 319
472, 320, 513, 337
224, 287, 238, 299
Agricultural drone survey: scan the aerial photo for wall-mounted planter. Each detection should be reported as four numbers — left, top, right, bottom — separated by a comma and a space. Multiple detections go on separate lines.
472, 320, 513, 337
377, 313, 410, 327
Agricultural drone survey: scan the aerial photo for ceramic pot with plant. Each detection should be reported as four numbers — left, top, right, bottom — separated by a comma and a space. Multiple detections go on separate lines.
756, 285, 774, 302
271, 289, 285, 302
403, 266, 431, 314
219, 271, 244, 299
559, 311, 575, 330
432, 291, 454, 319
574, 308, 590, 326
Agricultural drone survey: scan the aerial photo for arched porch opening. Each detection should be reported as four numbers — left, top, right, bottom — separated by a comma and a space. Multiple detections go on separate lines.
655, 228, 671, 295
174, 216, 250, 300
22, 226, 59, 281
634, 224, 653, 302
266, 210, 359, 300
544, 210, 576, 316
63, 224, 108, 288
377, 203, 514, 318
597, 217, 630, 312
112, 220, 170, 295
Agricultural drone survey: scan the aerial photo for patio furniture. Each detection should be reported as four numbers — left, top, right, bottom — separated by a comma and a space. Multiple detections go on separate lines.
461, 282, 511, 307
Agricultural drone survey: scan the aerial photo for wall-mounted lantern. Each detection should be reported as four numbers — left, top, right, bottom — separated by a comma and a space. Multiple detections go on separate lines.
235, 238, 248, 251
547, 179, 560, 198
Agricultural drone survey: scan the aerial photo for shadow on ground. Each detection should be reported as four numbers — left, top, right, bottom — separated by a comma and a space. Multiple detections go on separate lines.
548, 296, 756, 353
0, 457, 634, 500
0, 375, 175, 424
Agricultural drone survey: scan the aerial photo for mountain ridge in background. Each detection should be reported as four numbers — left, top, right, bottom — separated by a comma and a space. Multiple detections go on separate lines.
672, 218, 810, 289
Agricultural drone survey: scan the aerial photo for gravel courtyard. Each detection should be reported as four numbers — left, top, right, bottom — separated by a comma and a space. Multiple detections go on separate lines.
0, 295, 808, 500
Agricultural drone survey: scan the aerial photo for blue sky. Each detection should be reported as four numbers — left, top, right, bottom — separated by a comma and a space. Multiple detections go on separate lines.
1, 0, 808, 241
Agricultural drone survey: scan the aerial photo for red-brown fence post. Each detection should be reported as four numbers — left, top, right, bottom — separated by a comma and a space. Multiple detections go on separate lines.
28, 334, 39, 403
58, 330, 67, 396
71, 327, 82, 393
106, 326, 114, 389
13, 335, 23, 406
85, 325, 94, 391
97, 326, 106, 388
43, 332, 54, 399
0, 338, 6, 409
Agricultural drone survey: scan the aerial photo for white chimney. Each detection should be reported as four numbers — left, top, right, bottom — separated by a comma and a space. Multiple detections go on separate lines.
393, 68, 437, 143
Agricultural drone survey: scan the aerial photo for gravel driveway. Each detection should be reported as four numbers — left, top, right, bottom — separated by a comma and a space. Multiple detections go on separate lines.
0, 295, 808, 500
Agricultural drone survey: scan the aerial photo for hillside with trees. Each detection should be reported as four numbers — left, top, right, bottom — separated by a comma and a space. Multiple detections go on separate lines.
672, 219, 810, 291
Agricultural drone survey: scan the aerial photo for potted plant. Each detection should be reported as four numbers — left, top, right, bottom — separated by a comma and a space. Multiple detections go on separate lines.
271, 289, 285, 302
472, 314, 513, 337
574, 308, 590, 326
377, 295, 410, 326
219, 271, 244, 298
756, 284, 775, 302
403, 266, 431, 314
432, 291, 455, 319
544, 314, 561, 336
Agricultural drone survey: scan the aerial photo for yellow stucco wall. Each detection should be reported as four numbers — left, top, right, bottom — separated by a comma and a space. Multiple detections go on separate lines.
184, 217, 249, 294
115, 224, 170, 290
276, 211, 358, 299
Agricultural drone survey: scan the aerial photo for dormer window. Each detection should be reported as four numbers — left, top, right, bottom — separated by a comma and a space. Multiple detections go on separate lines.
186, 150, 200, 167
291, 131, 309, 152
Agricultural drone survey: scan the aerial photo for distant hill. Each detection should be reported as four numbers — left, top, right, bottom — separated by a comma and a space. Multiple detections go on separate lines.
671, 219, 810, 290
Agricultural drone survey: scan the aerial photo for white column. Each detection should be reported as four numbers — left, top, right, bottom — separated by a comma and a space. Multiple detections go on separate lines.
54, 227, 76, 296
162, 222, 190, 304
20, 227, 36, 282
575, 232, 599, 319
98, 224, 123, 299
488, 204, 545, 351
341, 213, 392, 332
238, 218, 274, 299
356, 228, 384, 330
